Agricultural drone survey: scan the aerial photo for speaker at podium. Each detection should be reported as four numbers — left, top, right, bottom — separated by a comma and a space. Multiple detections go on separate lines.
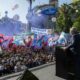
55, 46, 75, 79
18, 69, 39, 80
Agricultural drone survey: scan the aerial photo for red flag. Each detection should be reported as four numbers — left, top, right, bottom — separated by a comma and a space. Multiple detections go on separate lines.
0, 34, 4, 38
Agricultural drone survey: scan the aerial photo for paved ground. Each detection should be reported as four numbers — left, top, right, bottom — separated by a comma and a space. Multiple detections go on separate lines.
7, 64, 65, 80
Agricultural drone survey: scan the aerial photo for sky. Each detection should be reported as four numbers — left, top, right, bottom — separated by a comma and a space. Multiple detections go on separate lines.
0, 0, 72, 23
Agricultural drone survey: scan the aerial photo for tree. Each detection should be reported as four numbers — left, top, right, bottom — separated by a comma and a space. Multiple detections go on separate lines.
56, 1, 80, 32
73, 17, 80, 31
72, 0, 79, 3
56, 4, 73, 33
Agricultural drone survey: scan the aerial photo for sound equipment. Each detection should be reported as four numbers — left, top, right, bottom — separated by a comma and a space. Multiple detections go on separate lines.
19, 69, 39, 80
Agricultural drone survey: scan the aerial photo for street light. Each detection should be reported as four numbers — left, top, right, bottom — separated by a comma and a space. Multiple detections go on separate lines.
52, 17, 56, 22
76, 9, 78, 13
52, 17, 56, 30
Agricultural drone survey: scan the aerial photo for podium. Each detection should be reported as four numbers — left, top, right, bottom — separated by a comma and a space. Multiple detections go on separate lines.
55, 46, 75, 79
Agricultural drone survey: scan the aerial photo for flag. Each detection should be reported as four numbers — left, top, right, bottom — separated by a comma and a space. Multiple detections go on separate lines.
0, 34, 4, 38
35, 35, 44, 48
57, 32, 67, 45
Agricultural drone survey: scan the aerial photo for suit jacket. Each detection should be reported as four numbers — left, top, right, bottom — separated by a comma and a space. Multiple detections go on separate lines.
67, 33, 80, 55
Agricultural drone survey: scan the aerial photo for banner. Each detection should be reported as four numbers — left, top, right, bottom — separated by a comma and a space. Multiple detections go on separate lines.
31, 27, 52, 34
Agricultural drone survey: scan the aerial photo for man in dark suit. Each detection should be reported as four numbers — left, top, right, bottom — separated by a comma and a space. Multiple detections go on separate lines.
66, 27, 80, 80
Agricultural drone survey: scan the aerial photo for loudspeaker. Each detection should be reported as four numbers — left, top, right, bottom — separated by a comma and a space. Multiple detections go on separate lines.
19, 69, 39, 80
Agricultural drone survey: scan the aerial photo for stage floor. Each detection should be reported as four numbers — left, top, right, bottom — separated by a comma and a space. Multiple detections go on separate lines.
7, 64, 65, 80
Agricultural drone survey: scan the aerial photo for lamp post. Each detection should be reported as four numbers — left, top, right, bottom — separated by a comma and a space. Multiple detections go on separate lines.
26, 0, 35, 32
27, 0, 35, 11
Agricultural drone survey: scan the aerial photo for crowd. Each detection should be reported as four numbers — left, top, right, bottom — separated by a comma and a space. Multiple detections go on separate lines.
0, 31, 70, 77
0, 45, 54, 76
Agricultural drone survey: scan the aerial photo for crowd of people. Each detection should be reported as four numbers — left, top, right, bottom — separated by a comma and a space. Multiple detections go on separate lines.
0, 45, 54, 76
0, 31, 70, 77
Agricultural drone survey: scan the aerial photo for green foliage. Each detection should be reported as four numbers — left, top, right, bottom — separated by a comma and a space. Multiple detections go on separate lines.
72, 0, 79, 3
56, 4, 73, 33
56, 12, 65, 32
73, 17, 80, 31
56, 1, 80, 32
